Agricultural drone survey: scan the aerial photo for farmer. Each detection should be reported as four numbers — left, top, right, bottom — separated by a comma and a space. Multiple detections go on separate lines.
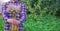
2, 0, 26, 31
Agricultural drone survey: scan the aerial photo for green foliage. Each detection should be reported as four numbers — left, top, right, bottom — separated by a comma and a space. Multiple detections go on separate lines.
23, 15, 60, 31
20, 0, 60, 16
0, 16, 4, 31
20, 0, 60, 31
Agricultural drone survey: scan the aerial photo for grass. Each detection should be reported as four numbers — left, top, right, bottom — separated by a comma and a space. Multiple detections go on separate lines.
0, 16, 4, 31
0, 15, 60, 31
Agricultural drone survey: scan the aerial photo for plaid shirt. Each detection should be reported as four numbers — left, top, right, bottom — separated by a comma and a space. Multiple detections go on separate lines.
2, 0, 26, 31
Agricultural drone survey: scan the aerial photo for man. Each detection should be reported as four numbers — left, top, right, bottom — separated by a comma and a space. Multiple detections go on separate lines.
2, 0, 26, 31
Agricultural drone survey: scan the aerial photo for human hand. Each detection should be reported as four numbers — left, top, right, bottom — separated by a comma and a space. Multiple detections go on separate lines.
7, 19, 14, 24
13, 20, 20, 25
7, 19, 20, 25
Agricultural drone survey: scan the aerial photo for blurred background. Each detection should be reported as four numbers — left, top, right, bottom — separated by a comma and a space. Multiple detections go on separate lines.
0, 0, 60, 31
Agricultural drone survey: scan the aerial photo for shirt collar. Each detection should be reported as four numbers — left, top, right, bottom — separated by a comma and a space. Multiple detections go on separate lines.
9, 0, 19, 3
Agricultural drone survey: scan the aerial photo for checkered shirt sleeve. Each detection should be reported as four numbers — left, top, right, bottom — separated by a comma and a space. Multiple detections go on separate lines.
2, 2, 8, 22
16, 3, 26, 23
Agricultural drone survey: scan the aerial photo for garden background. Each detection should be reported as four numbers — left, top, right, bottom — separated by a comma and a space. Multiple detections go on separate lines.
0, 0, 60, 31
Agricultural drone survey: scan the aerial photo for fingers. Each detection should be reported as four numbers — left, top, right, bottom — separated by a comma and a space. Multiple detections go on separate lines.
13, 20, 20, 25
